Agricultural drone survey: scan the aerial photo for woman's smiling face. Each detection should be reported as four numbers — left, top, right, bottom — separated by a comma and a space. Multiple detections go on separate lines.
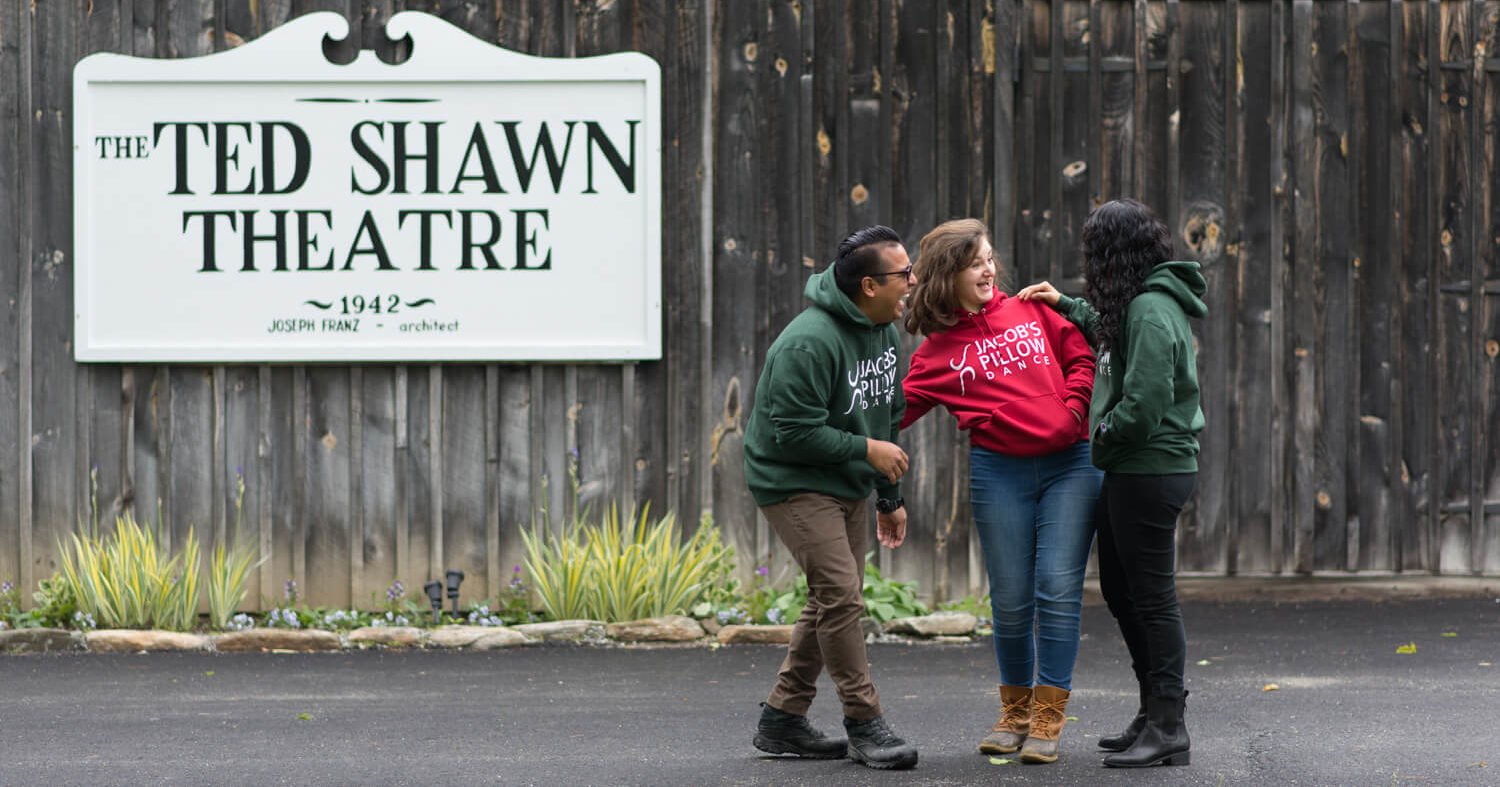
955, 238, 996, 313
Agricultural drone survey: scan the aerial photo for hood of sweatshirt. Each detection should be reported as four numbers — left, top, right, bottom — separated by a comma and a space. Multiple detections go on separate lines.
804, 268, 877, 329
1144, 261, 1208, 318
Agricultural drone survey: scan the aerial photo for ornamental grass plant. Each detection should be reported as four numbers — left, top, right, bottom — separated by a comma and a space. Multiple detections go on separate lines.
59, 512, 202, 631
204, 476, 265, 630
521, 500, 731, 623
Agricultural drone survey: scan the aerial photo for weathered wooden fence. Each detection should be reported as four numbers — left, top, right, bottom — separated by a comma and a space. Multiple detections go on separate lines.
2, 0, 1498, 610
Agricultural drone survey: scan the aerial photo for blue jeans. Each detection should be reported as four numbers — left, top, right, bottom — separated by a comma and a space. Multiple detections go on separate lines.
970, 442, 1102, 690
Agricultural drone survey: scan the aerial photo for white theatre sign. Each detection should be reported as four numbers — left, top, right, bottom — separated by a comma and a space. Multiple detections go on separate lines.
73, 12, 661, 362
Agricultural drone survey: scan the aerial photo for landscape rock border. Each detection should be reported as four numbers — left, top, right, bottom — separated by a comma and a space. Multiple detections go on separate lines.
0, 614, 980, 655
6, 576, 1492, 655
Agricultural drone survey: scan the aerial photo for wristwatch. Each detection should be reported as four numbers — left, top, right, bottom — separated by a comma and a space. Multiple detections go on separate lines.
876, 496, 905, 514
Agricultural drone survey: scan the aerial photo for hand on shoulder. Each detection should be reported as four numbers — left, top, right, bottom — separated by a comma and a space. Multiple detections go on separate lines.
1015, 281, 1061, 306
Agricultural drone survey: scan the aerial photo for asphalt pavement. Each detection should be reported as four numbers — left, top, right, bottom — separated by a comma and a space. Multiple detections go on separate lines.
2, 597, 1497, 786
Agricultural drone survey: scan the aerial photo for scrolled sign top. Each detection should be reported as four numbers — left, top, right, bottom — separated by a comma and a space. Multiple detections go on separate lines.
74, 11, 662, 362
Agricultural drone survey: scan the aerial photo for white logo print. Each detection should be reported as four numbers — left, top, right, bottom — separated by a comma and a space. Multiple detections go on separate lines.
948, 345, 977, 396
842, 347, 900, 415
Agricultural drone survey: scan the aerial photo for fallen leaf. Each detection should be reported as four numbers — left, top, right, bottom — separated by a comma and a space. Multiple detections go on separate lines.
297, 712, 311, 721
204, 671, 215, 677
1262, 683, 1280, 692
1196, 659, 1211, 666
1441, 632, 1458, 638
988, 757, 1014, 765
1065, 716, 1079, 722
1396, 642, 1417, 654
1480, 662, 1492, 667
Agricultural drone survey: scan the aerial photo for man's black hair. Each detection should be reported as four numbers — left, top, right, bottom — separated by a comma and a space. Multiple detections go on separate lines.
832, 225, 903, 298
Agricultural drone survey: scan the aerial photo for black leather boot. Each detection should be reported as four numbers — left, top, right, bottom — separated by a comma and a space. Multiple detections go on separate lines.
844, 715, 919, 770
1102, 694, 1190, 768
752, 703, 847, 759
1097, 685, 1148, 752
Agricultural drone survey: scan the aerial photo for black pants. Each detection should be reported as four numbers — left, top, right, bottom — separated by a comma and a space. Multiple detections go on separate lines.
1095, 471, 1197, 701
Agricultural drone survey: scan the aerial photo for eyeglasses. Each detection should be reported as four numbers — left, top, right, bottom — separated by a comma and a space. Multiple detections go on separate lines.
868, 264, 914, 280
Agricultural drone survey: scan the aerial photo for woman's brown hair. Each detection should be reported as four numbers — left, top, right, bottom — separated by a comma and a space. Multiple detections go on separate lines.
903, 218, 993, 336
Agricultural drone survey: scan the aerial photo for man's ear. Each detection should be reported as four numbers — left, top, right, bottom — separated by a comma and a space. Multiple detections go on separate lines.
860, 277, 878, 298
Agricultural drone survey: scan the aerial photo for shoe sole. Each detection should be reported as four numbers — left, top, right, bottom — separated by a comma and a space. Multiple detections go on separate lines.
978, 742, 1022, 755
1103, 751, 1190, 768
848, 748, 918, 770
752, 734, 846, 760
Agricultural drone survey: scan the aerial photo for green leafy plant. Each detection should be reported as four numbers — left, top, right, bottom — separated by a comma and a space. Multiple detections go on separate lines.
768, 573, 808, 625
31, 573, 78, 628
861, 558, 929, 623
937, 593, 992, 624
206, 475, 266, 630
59, 511, 202, 631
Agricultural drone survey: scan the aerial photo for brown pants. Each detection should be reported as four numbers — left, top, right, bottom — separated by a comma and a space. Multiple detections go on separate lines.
761, 492, 881, 722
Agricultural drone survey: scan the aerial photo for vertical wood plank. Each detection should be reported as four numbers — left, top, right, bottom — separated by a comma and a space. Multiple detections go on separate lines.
1477, 2, 1500, 573
256, 366, 274, 605
348, 367, 363, 605
1436, 0, 1474, 572
358, 367, 401, 602
304, 368, 351, 607
1289, 0, 1317, 574
1221, 0, 1241, 573
890, 0, 940, 598
222, 367, 260, 602
27, 0, 79, 592
1312, 0, 1353, 571
711, 0, 765, 580
1047, 0, 1063, 283
495, 365, 531, 594
1354, 0, 1397, 571
3, 0, 30, 596
441, 366, 486, 606
995, 0, 1019, 270
485, 365, 500, 599
1133, 0, 1148, 195
1234, 0, 1276, 573
1174, 0, 1228, 573
428, 365, 444, 584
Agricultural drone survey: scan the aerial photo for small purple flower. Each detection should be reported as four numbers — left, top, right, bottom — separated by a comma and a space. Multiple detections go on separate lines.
0, 580, 13, 594
386, 580, 405, 602
755, 566, 770, 578
766, 608, 784, 625
284, 579, 298, 601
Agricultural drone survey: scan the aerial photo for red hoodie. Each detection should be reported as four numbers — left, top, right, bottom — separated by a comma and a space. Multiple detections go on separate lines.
901, 293, 1095, 457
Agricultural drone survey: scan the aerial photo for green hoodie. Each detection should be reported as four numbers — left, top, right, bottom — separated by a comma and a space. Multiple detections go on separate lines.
1055, 261, 1207, 474
743, 268, 905, 506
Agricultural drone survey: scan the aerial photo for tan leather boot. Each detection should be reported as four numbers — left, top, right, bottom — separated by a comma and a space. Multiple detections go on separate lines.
978, 684, 1031, 754
1019, 685, 1070, 763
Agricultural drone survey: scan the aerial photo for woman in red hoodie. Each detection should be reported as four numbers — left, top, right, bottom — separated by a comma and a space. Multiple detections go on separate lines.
901, 218, 1102, 764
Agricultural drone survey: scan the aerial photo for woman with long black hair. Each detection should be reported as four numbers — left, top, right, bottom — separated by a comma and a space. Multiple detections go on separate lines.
1018, 199, 1206, 768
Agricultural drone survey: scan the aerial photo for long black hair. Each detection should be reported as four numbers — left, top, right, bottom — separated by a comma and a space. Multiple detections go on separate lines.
1081, 199, 1172, 352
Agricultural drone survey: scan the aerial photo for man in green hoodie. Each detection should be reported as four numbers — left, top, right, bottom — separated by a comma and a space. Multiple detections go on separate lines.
744, 225, 919, 771
1018, 199, 1207, 770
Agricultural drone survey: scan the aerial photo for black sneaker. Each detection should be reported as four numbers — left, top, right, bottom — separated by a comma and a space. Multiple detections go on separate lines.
753, 703, 848, 759
844, 715, 919, 770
